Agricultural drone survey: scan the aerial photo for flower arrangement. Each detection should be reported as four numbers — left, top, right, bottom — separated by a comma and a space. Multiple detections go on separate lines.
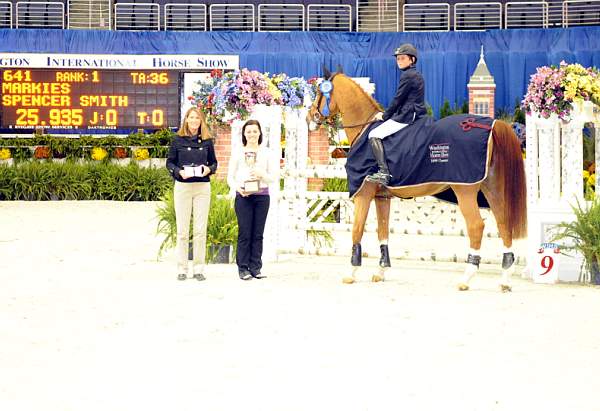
188, 69, 315, 124
271, 74, 314, 109
113, 147, 128, 159
133, 148, 150, 161
91, 147, 108, 161
33, 146, 50, 159
0, 148, 11, 160
522, 61, 600, 121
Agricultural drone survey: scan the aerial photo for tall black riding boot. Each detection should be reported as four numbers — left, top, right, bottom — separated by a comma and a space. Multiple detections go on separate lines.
366, 137, 391, 185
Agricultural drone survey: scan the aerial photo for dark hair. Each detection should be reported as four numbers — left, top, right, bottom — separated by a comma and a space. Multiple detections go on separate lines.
241, 119, 263, 146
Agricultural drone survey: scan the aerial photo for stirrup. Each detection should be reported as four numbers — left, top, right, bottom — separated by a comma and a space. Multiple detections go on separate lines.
366, 171, 391, 186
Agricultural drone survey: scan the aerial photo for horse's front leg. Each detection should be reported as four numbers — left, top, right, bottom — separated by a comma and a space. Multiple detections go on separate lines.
347, 187, 376, 284
373, 196, 391, 282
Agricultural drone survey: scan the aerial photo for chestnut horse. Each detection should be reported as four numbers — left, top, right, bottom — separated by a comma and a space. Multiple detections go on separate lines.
307, 71, 526, 291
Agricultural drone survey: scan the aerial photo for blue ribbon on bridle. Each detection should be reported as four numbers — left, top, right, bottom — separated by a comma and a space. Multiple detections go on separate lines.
322, 92, 331, 116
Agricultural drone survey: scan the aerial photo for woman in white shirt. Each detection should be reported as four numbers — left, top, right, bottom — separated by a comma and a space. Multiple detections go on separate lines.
227, 120, 278, 280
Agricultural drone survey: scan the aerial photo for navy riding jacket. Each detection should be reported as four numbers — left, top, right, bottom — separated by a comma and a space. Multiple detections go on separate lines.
382, 65, 427, 124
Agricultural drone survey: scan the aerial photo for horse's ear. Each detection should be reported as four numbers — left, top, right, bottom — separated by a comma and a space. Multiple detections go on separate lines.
323, 66, 332, 79
336, 64, 344, 74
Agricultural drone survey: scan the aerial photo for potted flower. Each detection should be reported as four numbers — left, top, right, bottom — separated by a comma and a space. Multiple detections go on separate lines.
91, 146, 108, 162
0, 147, 12, 165
33, 145, 50, 160
112, 146, 130, 165
132, 147, 150, 167
522, 61, 600, 121
551, 198, 600, 284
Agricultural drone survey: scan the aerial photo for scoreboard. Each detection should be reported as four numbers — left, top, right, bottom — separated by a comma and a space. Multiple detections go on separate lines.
0, 69, 181, 130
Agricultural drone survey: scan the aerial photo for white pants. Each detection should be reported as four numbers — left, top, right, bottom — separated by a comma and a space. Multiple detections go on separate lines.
174, 181, 211, 274
368, 119, 408, 139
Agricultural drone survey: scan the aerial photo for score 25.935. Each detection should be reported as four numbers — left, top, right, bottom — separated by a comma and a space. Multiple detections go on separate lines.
14, 108, 165, 127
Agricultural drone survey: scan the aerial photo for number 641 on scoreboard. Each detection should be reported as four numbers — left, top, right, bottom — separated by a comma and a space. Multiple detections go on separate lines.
533, 243, 561, 284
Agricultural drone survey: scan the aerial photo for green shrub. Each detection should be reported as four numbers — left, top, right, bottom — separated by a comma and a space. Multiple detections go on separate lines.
0, 162, 172, 201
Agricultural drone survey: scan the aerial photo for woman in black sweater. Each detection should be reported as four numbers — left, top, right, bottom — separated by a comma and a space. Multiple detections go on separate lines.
166, 107, 217, 281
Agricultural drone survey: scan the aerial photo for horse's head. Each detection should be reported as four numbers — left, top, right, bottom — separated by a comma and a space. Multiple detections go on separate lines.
307, 66, 342, 131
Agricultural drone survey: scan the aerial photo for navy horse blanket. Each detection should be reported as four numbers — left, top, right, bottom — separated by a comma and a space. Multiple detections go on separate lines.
346, 114, 494, 204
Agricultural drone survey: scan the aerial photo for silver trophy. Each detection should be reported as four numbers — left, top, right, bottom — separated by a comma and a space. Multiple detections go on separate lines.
243, 152, 259, 193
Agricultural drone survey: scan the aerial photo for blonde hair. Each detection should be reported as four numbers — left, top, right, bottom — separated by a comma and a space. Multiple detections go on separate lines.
178, 107, 212, 140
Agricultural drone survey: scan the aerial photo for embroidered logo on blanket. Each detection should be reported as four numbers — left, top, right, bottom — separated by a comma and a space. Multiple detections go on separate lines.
429, 143, 450, 163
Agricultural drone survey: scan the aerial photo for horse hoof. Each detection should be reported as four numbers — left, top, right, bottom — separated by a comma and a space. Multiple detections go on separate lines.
500, 284, 512, 293
342, 277, 356, 284
457, 283, 469, 291
371, 274, 384, 283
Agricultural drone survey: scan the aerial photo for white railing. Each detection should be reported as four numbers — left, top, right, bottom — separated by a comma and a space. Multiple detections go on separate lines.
209, 4, 255, 31
258, 4, 304, 32
307, 4, 352, 31
68, 0, 110, 29
356, 0, 398, 32
164, 3, 207, 31
403, 3, 450, 32
563, 0, 600, 27
16, 1, 65, 29
0, 1, 12, 28
454, 2, 502, 31
505, 1, 548, 29
114, 2, 160, 31
4, 1, 600, 32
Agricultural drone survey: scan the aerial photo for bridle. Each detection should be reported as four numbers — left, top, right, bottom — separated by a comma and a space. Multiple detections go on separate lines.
311, 73, 379, 130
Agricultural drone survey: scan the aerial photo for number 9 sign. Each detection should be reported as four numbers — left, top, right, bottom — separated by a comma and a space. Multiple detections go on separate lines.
533, 243, 560, 284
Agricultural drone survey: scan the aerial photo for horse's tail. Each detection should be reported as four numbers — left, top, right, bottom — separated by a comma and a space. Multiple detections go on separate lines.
491, 120, 527, 239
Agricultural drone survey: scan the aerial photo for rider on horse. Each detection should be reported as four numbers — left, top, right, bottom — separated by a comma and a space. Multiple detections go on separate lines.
367, 43, 428, 186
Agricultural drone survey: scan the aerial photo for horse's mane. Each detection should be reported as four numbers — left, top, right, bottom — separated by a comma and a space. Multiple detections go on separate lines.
336, 74, 384, 113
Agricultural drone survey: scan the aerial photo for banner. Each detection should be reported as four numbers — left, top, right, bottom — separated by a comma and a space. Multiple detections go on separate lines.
0, 53, 240, 70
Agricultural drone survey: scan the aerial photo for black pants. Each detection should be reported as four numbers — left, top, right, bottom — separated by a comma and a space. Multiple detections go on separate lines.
234, 194, 270, 273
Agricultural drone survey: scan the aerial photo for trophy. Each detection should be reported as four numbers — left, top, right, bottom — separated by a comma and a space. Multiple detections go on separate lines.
243, 152, 260, 193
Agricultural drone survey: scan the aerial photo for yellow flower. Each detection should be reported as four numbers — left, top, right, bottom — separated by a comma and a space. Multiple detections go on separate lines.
589, 173, 596, 186
0, 148, 11, 160
583, 170, 590, 180
91, 147, 108, 161
133, 148, 150, 161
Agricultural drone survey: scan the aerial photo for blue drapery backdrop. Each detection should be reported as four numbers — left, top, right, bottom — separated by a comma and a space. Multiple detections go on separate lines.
1, 27, 599, 118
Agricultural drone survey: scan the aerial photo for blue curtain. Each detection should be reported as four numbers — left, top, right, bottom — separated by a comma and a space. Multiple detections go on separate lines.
1, 27, 599, 118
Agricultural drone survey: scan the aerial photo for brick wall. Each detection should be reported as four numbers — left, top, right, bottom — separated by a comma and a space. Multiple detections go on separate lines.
307, 127, 329, 191
213, 125, 231, 180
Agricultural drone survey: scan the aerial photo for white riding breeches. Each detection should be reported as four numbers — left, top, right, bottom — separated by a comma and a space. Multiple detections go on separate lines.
368, 119, 408, 139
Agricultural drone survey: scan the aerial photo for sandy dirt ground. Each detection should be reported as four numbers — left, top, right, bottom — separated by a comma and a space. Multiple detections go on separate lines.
1, 201, 600, 411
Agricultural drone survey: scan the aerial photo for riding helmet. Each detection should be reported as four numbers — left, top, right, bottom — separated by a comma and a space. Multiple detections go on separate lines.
393, 43, 418, 62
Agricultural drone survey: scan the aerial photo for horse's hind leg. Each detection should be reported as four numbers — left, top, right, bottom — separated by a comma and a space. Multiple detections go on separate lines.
481, 180, 514, 293
373, 196, 391, 282
452, 184, 485, 291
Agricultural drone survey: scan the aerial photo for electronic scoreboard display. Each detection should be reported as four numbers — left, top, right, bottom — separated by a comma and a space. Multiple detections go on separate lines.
0, 69, 181, 130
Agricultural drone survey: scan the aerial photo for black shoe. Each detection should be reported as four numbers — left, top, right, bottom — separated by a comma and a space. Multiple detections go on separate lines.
193, 273, 206, 281
177, 273, 187, 281
238, 269, 253, 281
251, 270, 266, 279
366, 171, 391, 186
